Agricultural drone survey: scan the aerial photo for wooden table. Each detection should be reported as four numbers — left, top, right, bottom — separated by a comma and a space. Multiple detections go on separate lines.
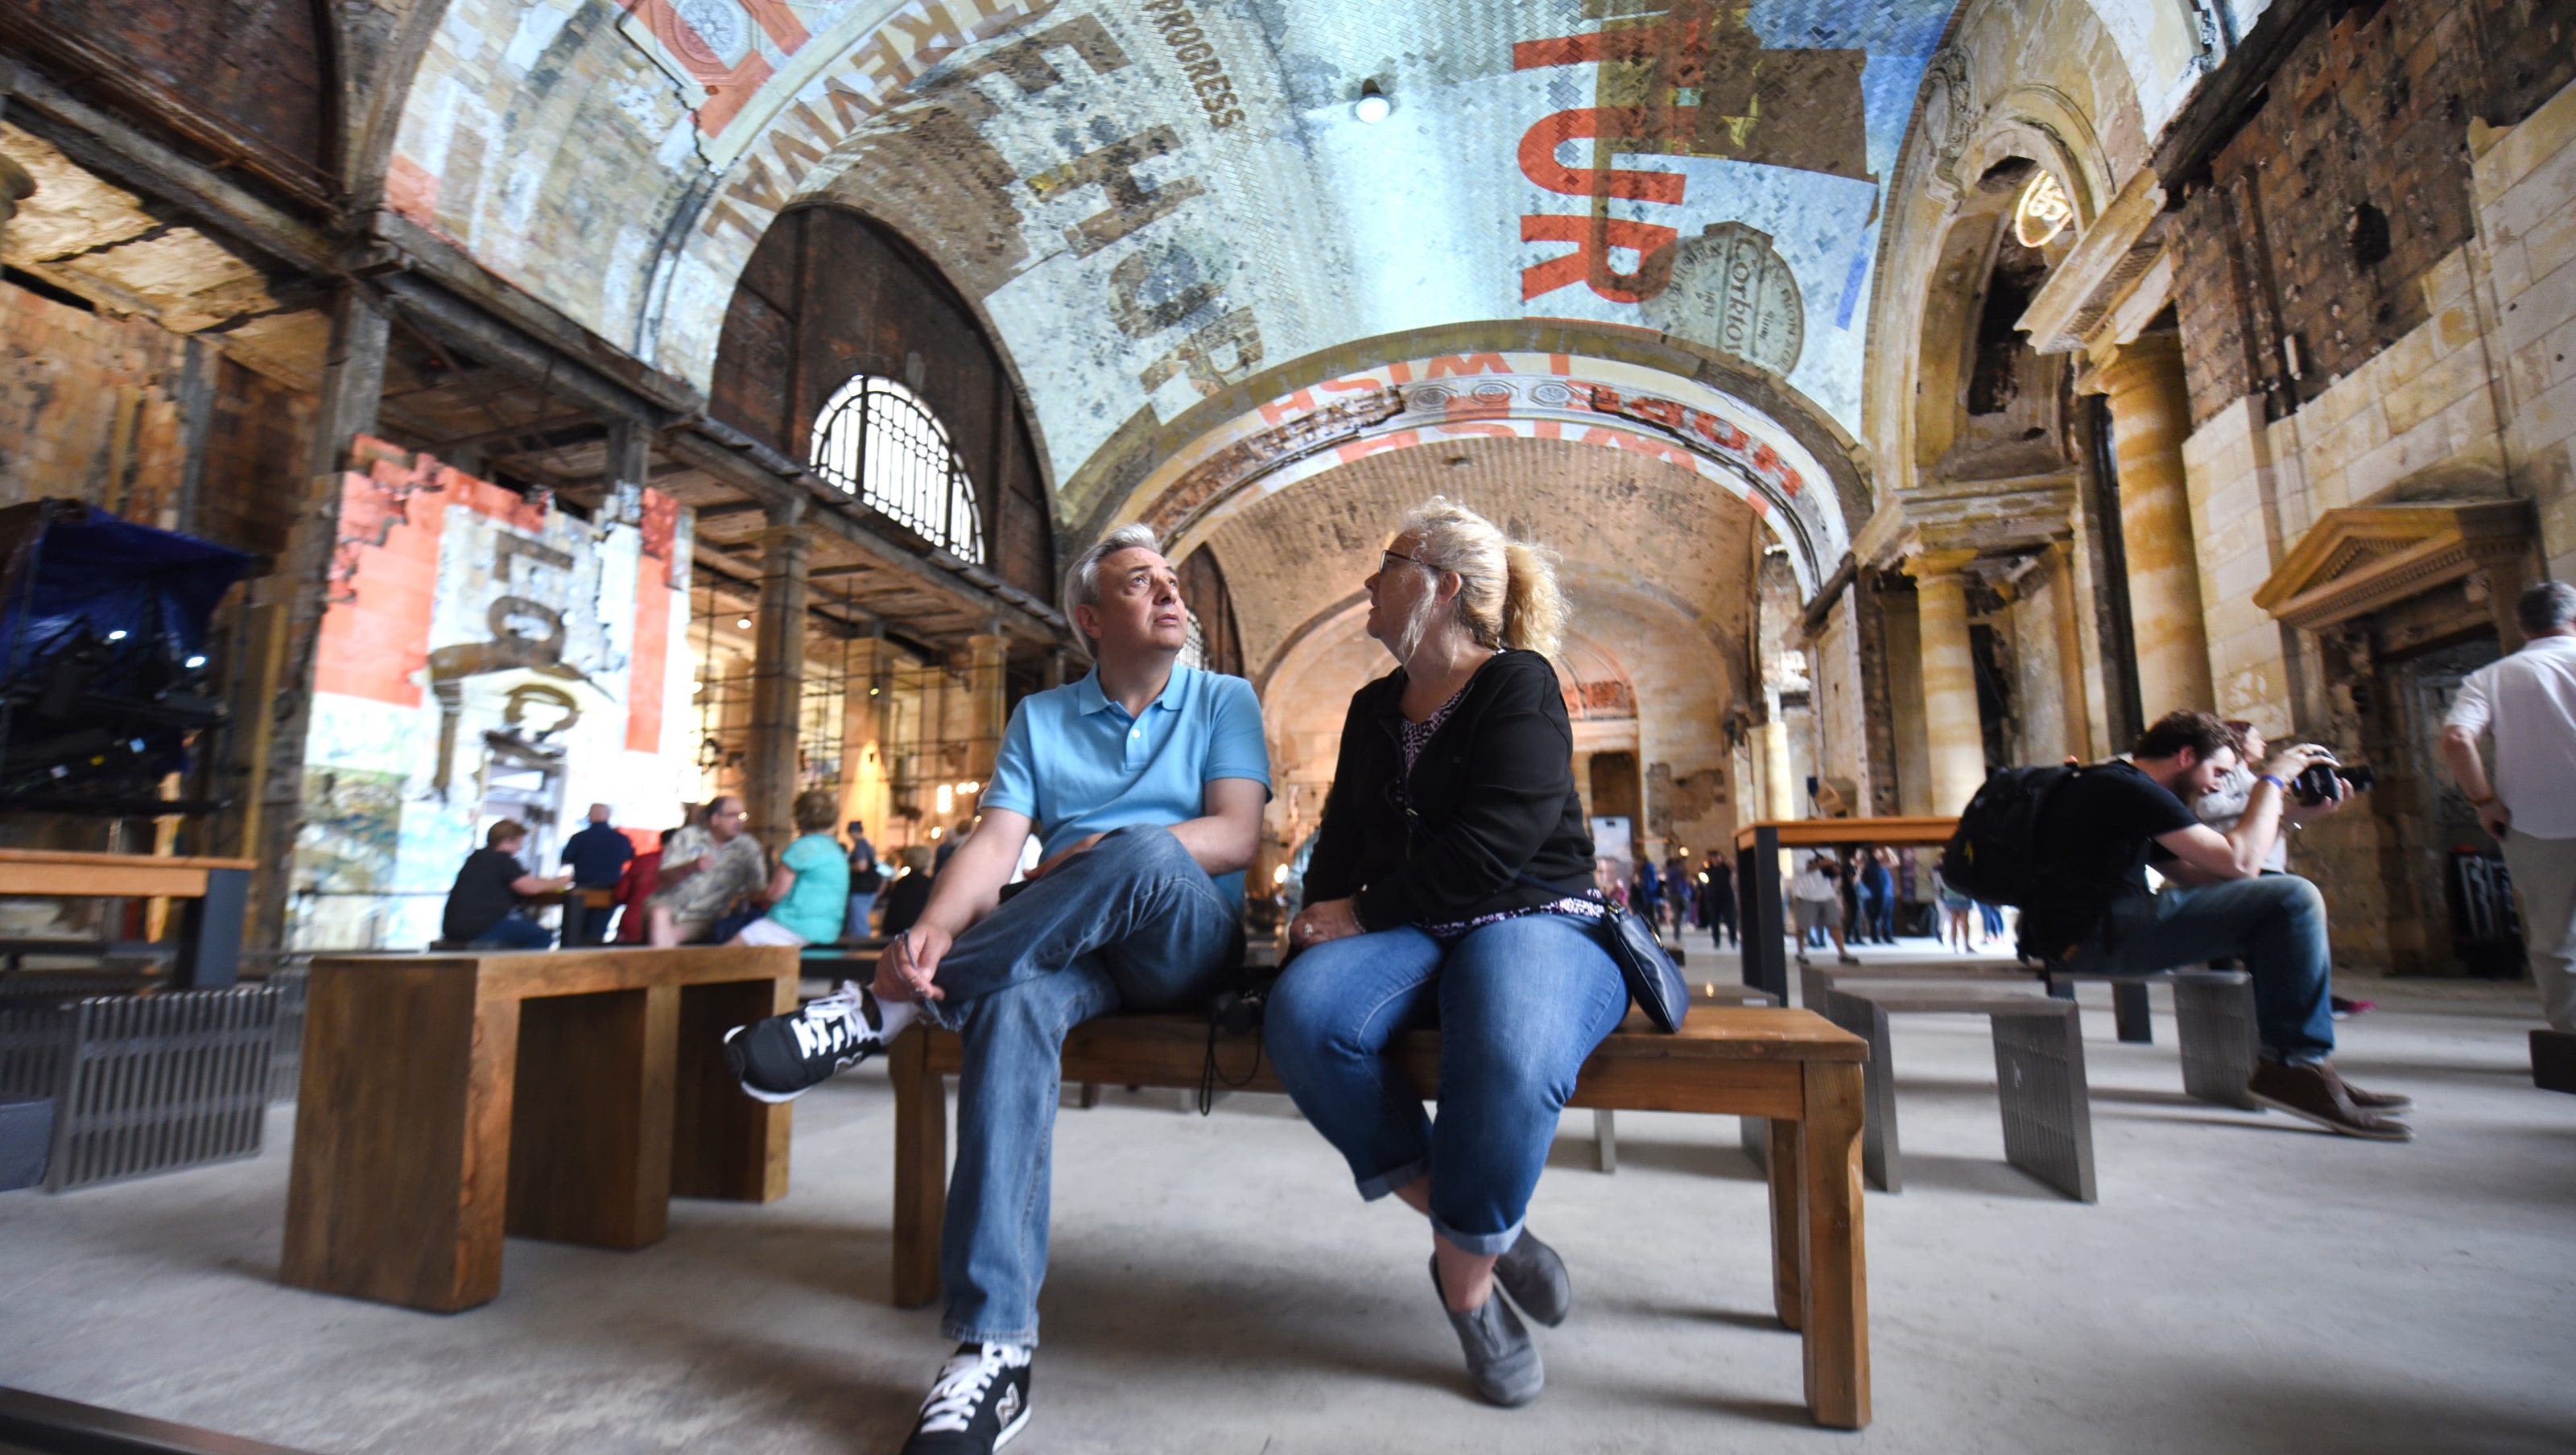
283, 946, 796, 1313
1732, 818, 1959, 1003
890, 1005, 1876, 1428
0, 849, 253, 987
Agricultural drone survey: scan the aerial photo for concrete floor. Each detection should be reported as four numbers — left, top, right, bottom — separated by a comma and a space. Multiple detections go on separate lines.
3, 939, 2572, 1454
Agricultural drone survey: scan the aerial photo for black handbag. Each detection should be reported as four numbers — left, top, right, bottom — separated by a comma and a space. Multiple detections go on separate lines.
1517, 872, 1691, 1033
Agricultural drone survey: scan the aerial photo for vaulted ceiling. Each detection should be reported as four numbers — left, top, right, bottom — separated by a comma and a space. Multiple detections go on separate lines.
392, 0, 1973, 517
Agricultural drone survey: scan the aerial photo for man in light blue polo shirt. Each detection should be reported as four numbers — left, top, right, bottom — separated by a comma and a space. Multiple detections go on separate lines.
721, 523, 1267, 1455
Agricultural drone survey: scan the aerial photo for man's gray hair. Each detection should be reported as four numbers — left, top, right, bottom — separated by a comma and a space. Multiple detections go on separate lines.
1062, 522, 1162, 657
2519, 579, 2576, 637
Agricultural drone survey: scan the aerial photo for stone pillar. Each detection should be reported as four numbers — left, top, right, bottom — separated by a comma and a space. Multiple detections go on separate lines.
743, 497, 809, 851
2095, 332, 2214, 719
1762, 704, 1798, 822
838, 633, 890, 851
965, 630, 1008, 783
1909, 550, 1988, 817
2045, 540, 2096, 760
251, 286, 392, 950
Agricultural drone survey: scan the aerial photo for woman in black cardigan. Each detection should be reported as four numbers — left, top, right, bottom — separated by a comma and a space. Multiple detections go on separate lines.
1266, 498, 1623, 1408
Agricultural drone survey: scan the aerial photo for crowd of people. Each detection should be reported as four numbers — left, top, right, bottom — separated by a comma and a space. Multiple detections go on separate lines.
437, 790, 912, 956
430, 493, 2574, 1454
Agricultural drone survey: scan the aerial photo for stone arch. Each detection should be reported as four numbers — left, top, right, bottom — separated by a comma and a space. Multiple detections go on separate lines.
1073, 321, 1867, 605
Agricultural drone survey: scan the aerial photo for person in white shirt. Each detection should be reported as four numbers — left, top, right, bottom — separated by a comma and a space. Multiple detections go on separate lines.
1790, 851, 1856, 966
2441, 581, 2576, 1033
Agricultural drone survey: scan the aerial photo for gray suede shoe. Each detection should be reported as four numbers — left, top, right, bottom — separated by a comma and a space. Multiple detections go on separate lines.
1493, 1229, 1571, 1327
1430, 1256, 1544, 1407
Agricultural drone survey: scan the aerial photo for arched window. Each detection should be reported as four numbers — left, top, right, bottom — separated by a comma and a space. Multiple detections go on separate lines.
809, 375, 985, 563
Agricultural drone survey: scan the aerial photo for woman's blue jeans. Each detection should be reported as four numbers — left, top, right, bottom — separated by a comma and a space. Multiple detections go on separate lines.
1264, 913, 1629, 1255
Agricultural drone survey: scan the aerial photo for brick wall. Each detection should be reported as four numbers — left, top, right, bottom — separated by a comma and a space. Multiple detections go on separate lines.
2171, 0, 2576, 430
0, 280, 190, 521
712, 205, 1055, 601
1, 0, 329, 199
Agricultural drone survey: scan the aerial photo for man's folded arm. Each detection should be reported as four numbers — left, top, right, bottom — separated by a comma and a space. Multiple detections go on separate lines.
1169, 776, 1266, 878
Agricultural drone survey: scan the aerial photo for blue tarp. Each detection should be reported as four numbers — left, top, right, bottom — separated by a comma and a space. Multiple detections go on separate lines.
0, 504, 253, 682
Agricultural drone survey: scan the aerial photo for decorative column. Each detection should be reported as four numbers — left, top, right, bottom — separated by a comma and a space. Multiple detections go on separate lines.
2095, 332, 2214, 719
743, 496, 809, 851
1908, 549, 1988, 817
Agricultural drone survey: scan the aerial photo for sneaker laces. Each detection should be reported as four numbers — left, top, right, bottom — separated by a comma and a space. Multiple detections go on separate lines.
917, 1343, 1024, 1432
793, 983, 878, 1061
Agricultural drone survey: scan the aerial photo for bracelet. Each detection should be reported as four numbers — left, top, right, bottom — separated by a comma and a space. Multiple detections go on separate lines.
2259, 774, 2289, 793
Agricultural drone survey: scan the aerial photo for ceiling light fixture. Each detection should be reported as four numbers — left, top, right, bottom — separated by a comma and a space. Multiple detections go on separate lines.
737, 616, 753, 630
1354, 78, 1391, 124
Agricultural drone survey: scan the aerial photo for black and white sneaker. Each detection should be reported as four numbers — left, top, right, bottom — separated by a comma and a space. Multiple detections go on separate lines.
721, 981, 895, 1103
898, 1342, 1032, 1454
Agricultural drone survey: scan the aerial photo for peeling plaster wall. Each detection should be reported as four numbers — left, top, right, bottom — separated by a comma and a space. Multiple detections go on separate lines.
291, 439, 696, 950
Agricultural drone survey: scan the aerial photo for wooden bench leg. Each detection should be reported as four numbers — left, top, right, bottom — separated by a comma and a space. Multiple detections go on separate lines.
890, 1028, 947, 1309
283, 962, 514, 1313
671, 978, 793, 1201
1800, 1061, 1870, 1429
506, 986, 677, 1250
1078, 1081, 1101, 1109
1591, 1108, 1617, 1173
1765, 1116, 1802, 1332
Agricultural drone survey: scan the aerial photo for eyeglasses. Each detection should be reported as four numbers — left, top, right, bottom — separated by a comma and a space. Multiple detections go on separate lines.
1380, 549, 1428, 571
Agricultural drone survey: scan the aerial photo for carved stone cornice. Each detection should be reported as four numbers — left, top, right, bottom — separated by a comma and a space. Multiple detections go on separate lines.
2252, 500, 2534, 631
2017, 168, 2169, 357
1876, 471, 2080, 569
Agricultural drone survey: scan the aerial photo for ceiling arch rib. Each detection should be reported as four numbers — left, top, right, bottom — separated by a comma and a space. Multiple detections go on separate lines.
386, 0, 1960, 518
1123, 348, 1847, 600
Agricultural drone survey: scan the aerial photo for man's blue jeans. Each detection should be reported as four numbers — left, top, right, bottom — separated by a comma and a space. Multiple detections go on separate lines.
844, 891, 877, 942
1263, 913, 1629, 1255
2058, 874, 2335, 1063
466, 913, 553, 950
921, 825, 1241, 1347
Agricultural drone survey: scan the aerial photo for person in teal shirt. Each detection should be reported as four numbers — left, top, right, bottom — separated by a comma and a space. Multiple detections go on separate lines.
733, 790, 851, 947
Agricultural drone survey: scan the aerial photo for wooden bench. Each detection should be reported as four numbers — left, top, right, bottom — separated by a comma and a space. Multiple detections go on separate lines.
282, 946, 797, 1313
1731, 818, 1959, 1004
887, 1005, 1875, 1428
0, 849, 254, 987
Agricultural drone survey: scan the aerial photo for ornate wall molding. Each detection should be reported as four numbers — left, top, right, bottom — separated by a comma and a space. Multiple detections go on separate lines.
2252, 500, 2534, 632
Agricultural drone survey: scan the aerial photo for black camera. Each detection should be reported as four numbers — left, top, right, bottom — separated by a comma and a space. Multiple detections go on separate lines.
2291, 761, 2374, 805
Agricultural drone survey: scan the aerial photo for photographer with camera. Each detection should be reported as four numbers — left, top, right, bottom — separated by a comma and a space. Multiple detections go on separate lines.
2021, 711, 2412, 1140
2197, 722, 2376, 1016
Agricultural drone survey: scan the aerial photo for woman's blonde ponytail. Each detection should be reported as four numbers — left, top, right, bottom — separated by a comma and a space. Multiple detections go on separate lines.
1498, 538, 1566, 657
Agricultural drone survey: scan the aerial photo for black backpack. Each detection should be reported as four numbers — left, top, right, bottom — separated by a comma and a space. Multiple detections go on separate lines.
1939, 765, 2085, 908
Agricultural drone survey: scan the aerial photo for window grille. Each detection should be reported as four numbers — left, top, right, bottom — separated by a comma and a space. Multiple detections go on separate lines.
810, 375, 985, 564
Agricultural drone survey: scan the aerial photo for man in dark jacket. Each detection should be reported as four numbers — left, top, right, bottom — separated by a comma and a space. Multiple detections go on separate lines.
559, 803, 634, 945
